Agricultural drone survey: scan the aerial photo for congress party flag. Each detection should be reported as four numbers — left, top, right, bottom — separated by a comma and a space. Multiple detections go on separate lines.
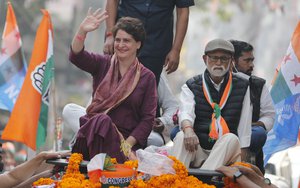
2, 10, 54, 150
0, 2, 27, 111
263, 22, 300, 164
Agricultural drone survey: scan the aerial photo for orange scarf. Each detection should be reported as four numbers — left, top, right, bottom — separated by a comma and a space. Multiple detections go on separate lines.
86, 54, 141, 116
202, 72, 232, 140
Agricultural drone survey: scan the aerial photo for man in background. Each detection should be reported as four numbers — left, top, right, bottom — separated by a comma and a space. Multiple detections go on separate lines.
230, 40, 275, 174
104, 0, 194, 84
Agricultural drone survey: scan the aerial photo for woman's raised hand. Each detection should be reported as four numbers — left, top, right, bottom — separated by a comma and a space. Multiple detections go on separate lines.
79, 7, 108, 33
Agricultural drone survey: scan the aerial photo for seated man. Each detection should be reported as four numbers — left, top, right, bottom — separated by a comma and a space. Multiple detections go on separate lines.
63, 72, 179, 148
230, 40, 275, 174
171, 39, 252, 170
147, 72, 179, 146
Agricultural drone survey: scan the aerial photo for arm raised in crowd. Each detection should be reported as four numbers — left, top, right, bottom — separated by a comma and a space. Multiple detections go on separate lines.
0, 151, 70, 188
72, 8, 108, 54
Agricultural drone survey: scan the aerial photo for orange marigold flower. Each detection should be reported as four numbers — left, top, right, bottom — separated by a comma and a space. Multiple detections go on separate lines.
124, 160, 138, 169
110, 158, 118, 164
231, 162, 252, 168
58, 153, 101, 188
33, 178, 54, 186
223, 162, 252, 188
128, 155, 215, 188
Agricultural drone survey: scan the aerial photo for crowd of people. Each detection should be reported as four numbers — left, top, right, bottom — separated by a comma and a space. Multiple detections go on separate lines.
0, 1, 278, 187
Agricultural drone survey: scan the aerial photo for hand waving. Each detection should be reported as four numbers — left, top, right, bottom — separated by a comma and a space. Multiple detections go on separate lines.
80, 7, 108, 34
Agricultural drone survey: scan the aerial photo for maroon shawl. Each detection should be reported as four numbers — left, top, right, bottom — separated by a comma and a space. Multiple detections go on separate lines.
86, 54, 141, 116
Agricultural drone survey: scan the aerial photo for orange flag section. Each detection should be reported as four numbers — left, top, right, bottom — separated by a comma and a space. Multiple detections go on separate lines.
2, 2, 18, 37
2, 10, 52, 150
291, 21, 300, 62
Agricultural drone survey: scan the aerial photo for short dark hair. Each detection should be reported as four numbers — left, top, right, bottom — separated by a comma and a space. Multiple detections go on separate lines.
229, 40, 253, 62
112, 17, 146, 45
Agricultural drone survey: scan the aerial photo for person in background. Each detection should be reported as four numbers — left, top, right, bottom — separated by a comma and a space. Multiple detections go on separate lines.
230, 40, 275, 174
0, 143, 4, 172
14, 149, 27, 166
0, 151, 70, 188
104, 0, 195, 84
69, 8, 157, 163
147, 72, 179, 146
171, 39, 252, 170
1, 142, 16, 171
217, 164, 278, 188
63, 72, 178, 148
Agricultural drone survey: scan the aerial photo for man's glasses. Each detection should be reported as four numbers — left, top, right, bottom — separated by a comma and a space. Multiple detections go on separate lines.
207, 55, 231, 63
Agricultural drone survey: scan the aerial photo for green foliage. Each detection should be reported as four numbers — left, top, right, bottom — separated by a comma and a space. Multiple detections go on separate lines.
216, 7, 233, 22
194, 0, 234, 22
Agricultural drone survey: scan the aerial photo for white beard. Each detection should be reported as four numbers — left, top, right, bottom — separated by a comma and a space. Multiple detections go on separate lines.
207, 65, 229, 77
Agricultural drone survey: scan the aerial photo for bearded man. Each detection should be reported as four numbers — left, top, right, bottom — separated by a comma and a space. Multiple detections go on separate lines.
171, 39, 252, 170
230, 40, 275, 174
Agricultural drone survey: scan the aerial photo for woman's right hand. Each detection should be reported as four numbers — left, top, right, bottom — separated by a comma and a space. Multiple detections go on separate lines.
79, 7, 108, 34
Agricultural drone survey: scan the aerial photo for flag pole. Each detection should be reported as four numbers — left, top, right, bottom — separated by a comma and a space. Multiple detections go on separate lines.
51, 71, 59, 151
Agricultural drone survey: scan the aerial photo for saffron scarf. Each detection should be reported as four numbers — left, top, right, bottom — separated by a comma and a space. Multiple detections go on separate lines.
86, 54, 141, 116
202, 72, 232, 140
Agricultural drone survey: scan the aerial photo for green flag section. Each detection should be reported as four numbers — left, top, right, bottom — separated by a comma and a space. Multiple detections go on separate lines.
264, 21, 300, 165
37, 54, 54, 148
36, 10, 55, 149
270, 70, 293, 104
270, 42, 300, 104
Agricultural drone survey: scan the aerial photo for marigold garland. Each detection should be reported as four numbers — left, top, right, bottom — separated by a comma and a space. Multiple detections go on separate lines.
124, 160, 138, 169
127, 155, 215, 188
223, 162, 252, 188
33, 153, 101, 188
57, 153, 101, 188
33, 153, 219, 188
32, 178, 55, 186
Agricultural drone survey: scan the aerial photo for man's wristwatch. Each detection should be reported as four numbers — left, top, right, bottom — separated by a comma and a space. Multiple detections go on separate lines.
264, 178, 272, 185
233, 170, 243, 182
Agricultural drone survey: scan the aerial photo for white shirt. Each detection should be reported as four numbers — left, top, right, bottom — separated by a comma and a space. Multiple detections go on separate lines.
259, 84, 275, 131
178, 75, 252, 148
157, 72, 179, 134
235, 72, 275, 132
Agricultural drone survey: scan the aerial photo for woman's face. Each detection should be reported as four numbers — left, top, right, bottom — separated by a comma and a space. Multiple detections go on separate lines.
114, 29, 141, 60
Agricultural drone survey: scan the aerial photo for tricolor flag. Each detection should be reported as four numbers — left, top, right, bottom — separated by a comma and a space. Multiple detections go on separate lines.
2, 10, 54, 150
263, 22, 300, 164
0, 2, 27, 111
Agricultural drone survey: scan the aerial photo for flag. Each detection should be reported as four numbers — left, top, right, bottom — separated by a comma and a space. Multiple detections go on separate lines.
2, 9, 54, 150
263, 22, 300, 164
0, 2, 27, 111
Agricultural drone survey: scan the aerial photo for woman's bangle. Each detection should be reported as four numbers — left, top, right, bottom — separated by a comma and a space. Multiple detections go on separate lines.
182, 125, 193, 131
75, 34, 86, 41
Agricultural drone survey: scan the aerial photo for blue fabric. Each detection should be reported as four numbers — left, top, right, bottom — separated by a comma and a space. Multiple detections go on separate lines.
0, 60, 27, 111
170, 125, 180, 141
249, 125, 267, 174
263, 93, 300, 166
249, 125, 267, 153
